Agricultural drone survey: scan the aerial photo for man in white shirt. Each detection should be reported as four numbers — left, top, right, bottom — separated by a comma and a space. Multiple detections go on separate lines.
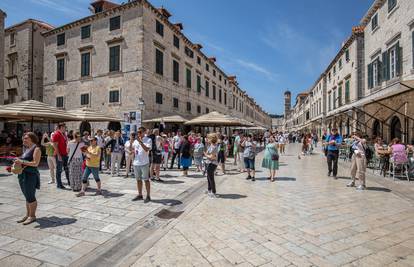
169, 132, 182, 169
132, 127, 152, 203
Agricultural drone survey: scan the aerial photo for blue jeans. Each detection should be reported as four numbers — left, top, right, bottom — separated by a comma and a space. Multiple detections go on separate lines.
56, 155, 69, 187
82, 166, 100, 183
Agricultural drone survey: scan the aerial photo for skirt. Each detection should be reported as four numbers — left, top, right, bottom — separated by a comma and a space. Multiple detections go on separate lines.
261, 158, 279, 170
194, 156, 203, 166
180, 157, 192, 168
69, 158, 83, 191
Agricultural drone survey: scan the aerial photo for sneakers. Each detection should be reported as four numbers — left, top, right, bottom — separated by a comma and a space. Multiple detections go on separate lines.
333, 175, 338, 180
144, 196, 151, 203
76, 192, 85, 197
208, 192, 218, 198
246, 176, 252, 180
132, 195, 143, 201
346, 181, 355, 187
356, 185, 366, 190
327, 172, 331, 177
48, 180, 55, 184
252, 177, 256, 181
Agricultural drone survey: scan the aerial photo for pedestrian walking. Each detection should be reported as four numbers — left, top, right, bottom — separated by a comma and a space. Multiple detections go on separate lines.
52, 123, 70, 189
205, 133, 219, 197
41, 133, 56, 184
170, 132, 182, 169
67, 133, 85, 191
106, 130, 124, 177
242, 134, 257, 181
77, 137, 102, 197
347, 132, 367, 190
150, 129, 163, 182
14, 132, 41, 225
104, 130, 113, 171
180, 135, 192, 177
124, 132, 136, 178
324, 128, 342, 179
161, 134, 169, 171
132, 127, 152, 203
262, 135, 279, 182
217, 135, 226, 175
193, 137, 204, 172
96, 129, 105, 171
278, 134, 286, 154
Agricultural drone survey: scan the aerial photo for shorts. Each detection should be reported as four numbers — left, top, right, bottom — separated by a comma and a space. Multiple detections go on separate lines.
244, 157, 255, 170
82, 166, 100, 183
133, 164, 150, 181
152, 152, 162, 164
217, 151, 225, 164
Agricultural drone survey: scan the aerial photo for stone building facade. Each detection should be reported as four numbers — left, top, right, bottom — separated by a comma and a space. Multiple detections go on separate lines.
283, 0, 414, 144
3, 19, 53, 104
0, 10, 6, 105
42, 0, 271, 131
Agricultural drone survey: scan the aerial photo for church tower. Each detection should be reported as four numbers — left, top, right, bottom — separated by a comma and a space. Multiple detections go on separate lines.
284, 90, 291, 119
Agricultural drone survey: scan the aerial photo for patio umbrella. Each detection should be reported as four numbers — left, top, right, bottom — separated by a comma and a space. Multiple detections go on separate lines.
0, 100, 79, 129
143, 115, 188, 123
185, 111, 250, 127
67, 107, 123, 122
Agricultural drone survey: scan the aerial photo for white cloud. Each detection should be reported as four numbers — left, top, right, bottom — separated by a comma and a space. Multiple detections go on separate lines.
29, 0, 86, 18
235, 59, 277, 81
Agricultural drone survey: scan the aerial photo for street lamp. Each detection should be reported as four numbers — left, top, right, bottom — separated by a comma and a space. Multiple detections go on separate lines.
138, 98, 145, 127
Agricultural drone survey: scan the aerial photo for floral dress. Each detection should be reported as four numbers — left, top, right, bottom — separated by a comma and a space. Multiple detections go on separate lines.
261, 143, 279, 170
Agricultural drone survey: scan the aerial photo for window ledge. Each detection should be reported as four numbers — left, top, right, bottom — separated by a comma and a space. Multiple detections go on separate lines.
108, 103, 121, 107
387, 5, 399, 19
9, 44, 16, 48
107, 71, 123, 77
372, 25, 380, 35
80, 76, 93, 81
56, 80, 67, 85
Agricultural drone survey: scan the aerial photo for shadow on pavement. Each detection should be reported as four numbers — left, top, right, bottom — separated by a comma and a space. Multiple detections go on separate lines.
87, 189, 124, 198
158, 179, 184, 185
34, 216, 77, 229
151, 199, 183, 206
218, 194, 247, 199
336, 176, 351, 180
276, 177, 296, 181
366, 187, 391, 192
155, 209, 184, 219
186, 174, 205, 178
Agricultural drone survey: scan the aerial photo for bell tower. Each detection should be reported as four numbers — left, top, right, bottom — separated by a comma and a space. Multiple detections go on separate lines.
284, 90, 291, 119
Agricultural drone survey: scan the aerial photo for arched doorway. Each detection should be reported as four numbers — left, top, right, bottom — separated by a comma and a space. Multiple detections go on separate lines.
108, 122, 121, 131
372, 119, 381, 138
80, 121, 91, 134
390, 116, 402, 140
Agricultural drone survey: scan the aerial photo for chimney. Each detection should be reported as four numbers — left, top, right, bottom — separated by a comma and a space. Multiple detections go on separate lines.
158, 7, 172, 18
90, 0, 119, 14
208, 57, 216, 63
174, 23, 183, 31
194, 43, 203, 50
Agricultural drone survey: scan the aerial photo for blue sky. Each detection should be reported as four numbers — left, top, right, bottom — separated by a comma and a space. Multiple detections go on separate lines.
1, 0, 373, 114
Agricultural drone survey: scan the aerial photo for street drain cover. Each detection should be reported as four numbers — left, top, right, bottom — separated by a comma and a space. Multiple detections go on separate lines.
155, 209, 184, 220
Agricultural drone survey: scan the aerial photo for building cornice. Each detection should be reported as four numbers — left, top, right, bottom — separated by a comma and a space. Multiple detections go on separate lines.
5, 19, 54, 33
360, 0, 386, 27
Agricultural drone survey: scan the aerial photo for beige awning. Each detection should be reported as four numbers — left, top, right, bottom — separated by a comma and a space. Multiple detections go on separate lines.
0, 100, 78, 122
67, 107, 123, 122
143, 115, 188, 123
185, 111, 251, 126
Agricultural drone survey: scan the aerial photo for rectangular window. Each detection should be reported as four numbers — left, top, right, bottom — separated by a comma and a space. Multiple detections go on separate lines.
156, 20, 164, 36
197, 105, 201, 114
185, 47, 194, 58
186, 102, 191, 112
338, 85, 342, 107
57, 33, 65, 46
213, 85, 216, 100
197, 56, 201, 65
173, 60, 179, 83
224, 92, 227, 105
186, 68, 191, 89
110, 16, 121, 31
109, 90, 120, 103
81, 93, 89, 106
109, 45, 120, 72
345, 80, 350, 104
8, 54, 17, 76
57, 58, 65, 81
219, 89, 222, 103
206, 107, 209, 114
390, 46, 397, 79
205, 80, 209, 97
156, 92, 163, 104
81, 52, 91, 77
155, 48, 163, 75
10, 32, 15, 46
328, 93, 331, 111
372, 14, 378, 31
345, 49, 350, 62
338, 58, 342, 69
173, 97, 179, 108
173, 35, 179, 49
388, 0, 397, 12
81, 25, 91, 39
213, 69, 216, 77
197, 75, 201, 93
333, 91, 336, 109
219, 75, 222, 81
56, 96, 64, 108
205, 63, 209, 72
333, 66, 336, 75
373, 59, 379, 87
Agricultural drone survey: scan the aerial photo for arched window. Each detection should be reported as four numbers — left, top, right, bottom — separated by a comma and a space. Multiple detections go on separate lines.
80, 121, 91, 135
372, 119, 381, 138
390, 116, 402, 140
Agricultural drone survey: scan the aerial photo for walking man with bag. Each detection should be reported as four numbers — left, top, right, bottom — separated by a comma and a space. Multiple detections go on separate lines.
324, 128, 342, 179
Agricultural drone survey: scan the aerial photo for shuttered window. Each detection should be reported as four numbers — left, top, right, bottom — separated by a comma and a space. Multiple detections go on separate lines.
345, 80, 350, 104
156, 92, 163, 104
81, 52, 91, 77
213, 85, 216, 100
155, 49, 163, 75
109, 45, 120, 72
197, 75, 201, 93
109, 16, 120, 31
57, 58, 65, 81
173, 98, 179, 108
205, 80, 209, 97
186, 68, 191, 89
56, 96, 64, 108
173, 60, 179, 83
156, 20, 164, 36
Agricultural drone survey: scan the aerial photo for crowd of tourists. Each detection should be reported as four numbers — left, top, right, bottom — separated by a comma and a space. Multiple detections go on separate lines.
9, 124, 290, 225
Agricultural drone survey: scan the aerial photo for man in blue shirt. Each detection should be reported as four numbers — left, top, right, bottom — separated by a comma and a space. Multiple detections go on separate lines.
325, 128, 342, 178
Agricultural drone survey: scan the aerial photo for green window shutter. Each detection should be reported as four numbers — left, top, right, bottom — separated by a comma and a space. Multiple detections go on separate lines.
345, 80, 350, 103
377, 58, 382, 84
197, 75, 201, 93
412, 31, 414, 69
382, 51, 390, 81
368, 63, 373, 89
186, 69, 191, 89
396, 42, 402, 76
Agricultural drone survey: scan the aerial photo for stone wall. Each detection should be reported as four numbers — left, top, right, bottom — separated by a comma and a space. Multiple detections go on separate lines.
0, 10, 5, 105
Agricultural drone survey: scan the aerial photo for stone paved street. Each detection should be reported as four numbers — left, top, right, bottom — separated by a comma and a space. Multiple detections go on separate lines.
0, 143, 414, 266
130, 144, 414, 267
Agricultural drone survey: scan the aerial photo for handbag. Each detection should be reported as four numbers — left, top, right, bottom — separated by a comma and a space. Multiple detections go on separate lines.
11, 162, 24, 174
271, 154, 279, 161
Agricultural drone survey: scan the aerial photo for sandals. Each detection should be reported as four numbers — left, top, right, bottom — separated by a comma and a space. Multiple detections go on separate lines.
22, 217, 36, 225
76, 192, 85, 197
17, 216, 28, 223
